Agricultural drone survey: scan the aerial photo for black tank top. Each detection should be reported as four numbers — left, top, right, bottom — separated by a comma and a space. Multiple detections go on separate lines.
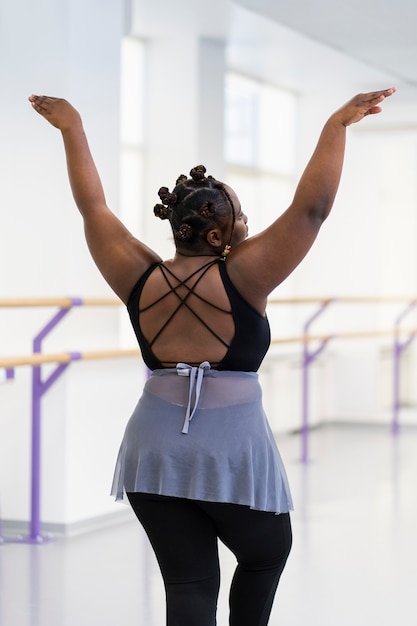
127, 259, 270, 372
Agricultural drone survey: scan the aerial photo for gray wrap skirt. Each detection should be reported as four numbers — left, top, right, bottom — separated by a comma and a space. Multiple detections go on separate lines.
111, 364, 293, 514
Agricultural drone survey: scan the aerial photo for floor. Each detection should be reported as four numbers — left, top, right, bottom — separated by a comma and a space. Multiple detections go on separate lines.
1, 423, 416, 626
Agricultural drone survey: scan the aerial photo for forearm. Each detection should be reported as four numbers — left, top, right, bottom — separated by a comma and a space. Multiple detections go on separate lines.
61, 122, 107, 216
28, 95, 107, 215
292, 114, 346, 222
291, 88, 395, 222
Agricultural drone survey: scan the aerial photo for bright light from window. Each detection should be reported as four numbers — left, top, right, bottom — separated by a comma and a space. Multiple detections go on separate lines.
224, 73, 297, 246
119, 38, 145, 236
120, 37, 145, 146
224, 74, 258, 166
225, 73, 296, 175
258, 85, 295, 175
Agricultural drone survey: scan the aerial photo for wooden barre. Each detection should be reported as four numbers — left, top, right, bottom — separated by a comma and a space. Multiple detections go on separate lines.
0, 349, 140, 369
268, 296, 417, 305
271, 327, 417, 345
0, 297, 121, 308
2, 296, 417, 309
2, 328, 415, 368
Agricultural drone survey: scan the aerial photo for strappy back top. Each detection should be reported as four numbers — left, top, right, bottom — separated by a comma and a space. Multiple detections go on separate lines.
127, 258, 270, 372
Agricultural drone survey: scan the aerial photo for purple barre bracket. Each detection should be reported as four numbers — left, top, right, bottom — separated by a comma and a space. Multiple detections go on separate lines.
301, 300, 333, 464
392, 300, 417, 436
25, 300, 84, 544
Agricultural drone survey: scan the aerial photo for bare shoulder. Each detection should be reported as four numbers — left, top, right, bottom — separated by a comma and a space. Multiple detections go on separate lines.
223, 241, 269, 314
225, 205, 322, 309
83, 207, 162, 303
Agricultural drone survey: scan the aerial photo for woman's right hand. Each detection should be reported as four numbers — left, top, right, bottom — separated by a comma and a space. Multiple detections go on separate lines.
28, 92, 161, 303
28, 95, 81, 132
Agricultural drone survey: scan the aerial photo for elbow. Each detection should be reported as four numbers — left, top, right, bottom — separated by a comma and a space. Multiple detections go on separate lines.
308, 201, 332, 224
308, 187, 338, 222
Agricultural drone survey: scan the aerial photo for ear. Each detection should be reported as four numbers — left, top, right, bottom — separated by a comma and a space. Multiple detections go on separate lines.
206, 227, 223, 250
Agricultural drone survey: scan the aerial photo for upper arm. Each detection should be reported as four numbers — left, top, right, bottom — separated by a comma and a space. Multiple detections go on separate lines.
226, 203, 325, 307
82, 204, 162, 304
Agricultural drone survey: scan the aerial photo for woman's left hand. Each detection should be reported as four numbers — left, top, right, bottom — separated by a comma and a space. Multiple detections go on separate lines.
332, 87, 396, 127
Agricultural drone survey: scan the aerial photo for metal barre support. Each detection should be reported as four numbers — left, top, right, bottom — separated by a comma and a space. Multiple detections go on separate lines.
0, 367, 15, 381
0, 298, 141, 545
270, 298, 417, 461
28, 299, 83, 544
26, 298, 82, 543
392, 301, 417, 436
301, 300, 333, 464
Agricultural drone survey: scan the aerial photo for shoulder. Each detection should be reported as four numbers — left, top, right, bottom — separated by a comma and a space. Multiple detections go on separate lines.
126, 260, 163, 307
221, 251, 268, 315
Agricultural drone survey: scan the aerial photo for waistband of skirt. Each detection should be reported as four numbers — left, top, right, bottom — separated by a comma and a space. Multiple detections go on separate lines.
150, 367, 258, 381
148, 363, 258, 434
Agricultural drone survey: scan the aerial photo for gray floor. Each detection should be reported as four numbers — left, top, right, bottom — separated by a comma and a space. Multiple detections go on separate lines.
1, 423, 416, 626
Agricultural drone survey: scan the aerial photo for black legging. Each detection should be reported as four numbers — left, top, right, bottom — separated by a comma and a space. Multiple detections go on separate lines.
127, 493, 292, 626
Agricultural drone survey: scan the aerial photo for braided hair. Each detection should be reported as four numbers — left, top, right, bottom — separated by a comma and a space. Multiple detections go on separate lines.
153, 165, 236, 255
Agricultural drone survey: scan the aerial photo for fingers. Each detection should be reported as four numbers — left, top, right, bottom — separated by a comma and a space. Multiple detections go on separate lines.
354, 88, 395, 107
368, 87, 396, 99
351, 87, 396, 117
29, 94, 58, 103
362, 87, 396, 116
28, 94, 54, 115
369, 88, 395, 97
377, 87, 396, 96
28, 94, 81, 130
335, 87, 396, 126
29, 94, 47, 106
363, 87, 396, 105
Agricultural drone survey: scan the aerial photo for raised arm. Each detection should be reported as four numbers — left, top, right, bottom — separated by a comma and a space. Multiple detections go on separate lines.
29, 95, 161, 303
227, 88, 396, 310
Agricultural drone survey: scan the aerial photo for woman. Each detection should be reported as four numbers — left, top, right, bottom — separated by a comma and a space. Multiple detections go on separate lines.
29, 87, 395, 626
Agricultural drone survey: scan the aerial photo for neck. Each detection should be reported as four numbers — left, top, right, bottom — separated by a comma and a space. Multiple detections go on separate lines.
175, 249, 220, 259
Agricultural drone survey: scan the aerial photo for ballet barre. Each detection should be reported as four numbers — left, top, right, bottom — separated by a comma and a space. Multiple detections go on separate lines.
0, 349, 140, 545
0, 296, 120, 308
269, 296, 417, 305
1, 295, 417, 542
0, 348, 139, 369
268, 296, 417, 463
0, 296, 135, 544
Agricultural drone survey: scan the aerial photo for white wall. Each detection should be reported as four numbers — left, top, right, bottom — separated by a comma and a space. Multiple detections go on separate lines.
0, 0, 131, 530
2, 0, 417, 533
280, 113, 417, 431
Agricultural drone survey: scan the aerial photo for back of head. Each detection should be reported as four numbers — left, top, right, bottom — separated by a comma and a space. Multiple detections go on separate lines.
153, 165, 235, 254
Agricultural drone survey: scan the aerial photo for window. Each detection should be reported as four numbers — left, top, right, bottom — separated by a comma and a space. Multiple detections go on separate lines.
120, 37, 145, 234
224, 73, 296, 175
120, 37, 145, 146
224, 73, 298, 297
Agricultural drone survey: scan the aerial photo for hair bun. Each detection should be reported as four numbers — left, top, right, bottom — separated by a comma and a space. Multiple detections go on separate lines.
176, 174, 187, 185
176, 223, 193, 241
189, 164, 206, 182
158, 187, 177, 206
199, 200, 215, 219
153, 204, 170, 220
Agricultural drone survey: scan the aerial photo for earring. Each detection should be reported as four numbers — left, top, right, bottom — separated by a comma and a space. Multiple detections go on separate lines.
221, 245, 231, 258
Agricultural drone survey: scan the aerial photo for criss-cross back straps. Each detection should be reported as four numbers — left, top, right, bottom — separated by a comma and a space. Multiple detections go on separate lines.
139, 259, 232, 350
